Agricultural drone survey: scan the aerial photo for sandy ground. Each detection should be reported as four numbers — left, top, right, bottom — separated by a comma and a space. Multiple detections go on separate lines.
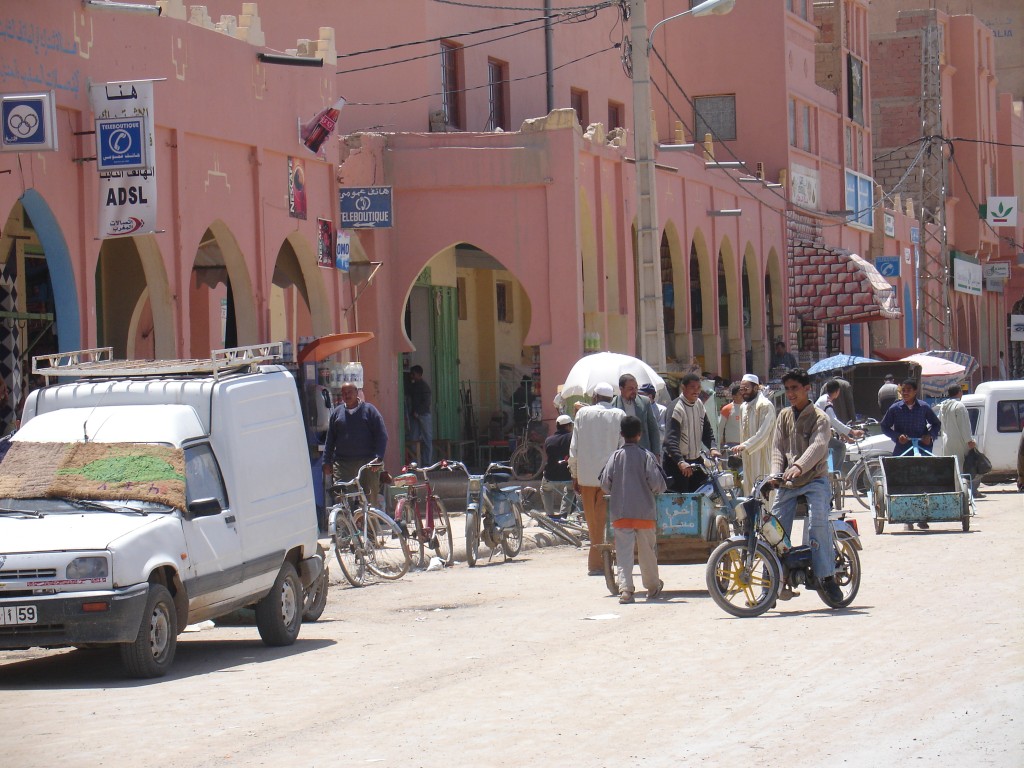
3, 484, 1022, 767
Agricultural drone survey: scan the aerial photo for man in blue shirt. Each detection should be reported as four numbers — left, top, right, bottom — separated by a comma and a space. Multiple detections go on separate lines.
880, 378, 943, 530
323, 382, 389, 505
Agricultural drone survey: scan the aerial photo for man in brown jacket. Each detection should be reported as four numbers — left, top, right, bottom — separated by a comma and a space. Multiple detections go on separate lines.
770, 369, 843, 603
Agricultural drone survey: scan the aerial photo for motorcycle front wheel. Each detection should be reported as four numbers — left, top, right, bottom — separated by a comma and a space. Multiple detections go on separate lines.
705, 539, 781, 618
465, 508, 481, 567
500, 501, 524, 558
816, 536, 861, 608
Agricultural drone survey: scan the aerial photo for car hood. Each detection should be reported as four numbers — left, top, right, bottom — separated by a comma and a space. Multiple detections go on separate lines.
0, 511, 167, 553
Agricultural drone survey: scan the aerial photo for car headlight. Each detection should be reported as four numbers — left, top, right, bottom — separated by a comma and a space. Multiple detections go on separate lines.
66, 556, 109, 580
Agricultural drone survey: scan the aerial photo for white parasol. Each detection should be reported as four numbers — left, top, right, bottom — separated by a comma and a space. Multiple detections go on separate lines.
553, 352, 666, 407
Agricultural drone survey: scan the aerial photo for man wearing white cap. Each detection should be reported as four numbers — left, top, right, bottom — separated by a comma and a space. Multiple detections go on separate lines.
732, 373, 776, 495
541, 414, 576, 516
569, 382, 625, 574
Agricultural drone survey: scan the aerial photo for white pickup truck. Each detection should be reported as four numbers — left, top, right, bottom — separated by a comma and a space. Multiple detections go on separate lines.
0, 345, 324, 678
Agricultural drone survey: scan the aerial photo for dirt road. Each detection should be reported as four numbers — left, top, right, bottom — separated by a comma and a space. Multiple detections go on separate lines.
4, 485, 1022, 767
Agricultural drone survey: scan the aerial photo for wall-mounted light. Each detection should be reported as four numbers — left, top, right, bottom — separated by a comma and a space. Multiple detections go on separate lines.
708, 209, 742, 216
257, 52, 324, 67
738, 175, 784, 189
827, 209, 854, 216
705, 161, 745, 170
84, 0, 162, 14
657, 143, 696, 152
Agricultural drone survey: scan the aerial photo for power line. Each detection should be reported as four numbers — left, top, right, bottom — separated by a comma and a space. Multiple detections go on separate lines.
431, 0, 609, 9
950, 136, 1024, 150
947, 142, 1023, 253
336, 1, 611, 62
346, 44, 618, 107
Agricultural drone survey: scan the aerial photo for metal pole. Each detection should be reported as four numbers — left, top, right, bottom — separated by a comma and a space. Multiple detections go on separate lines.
544, 0, 554, 114
630, 0, 667, 369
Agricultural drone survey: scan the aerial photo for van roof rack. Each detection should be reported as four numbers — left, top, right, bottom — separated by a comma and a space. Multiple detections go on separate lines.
32, 343, 283, 382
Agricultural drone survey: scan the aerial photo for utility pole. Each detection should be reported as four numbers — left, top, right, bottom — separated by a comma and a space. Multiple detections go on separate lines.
916, 15, 952, 350
630, 0, 667, 369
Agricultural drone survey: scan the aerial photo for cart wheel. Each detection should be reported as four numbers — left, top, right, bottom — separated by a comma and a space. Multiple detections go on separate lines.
602, 548, 617, 596
872, 482, 886, 535
962, 496, 970, 532
715, 514, 731, 541
873, 517, 885, 535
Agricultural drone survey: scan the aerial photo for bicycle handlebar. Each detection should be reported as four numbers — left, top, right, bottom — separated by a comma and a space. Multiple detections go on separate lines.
329, 458, 383, 495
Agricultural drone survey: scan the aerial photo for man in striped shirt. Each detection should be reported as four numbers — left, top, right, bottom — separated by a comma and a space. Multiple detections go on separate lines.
663, 373, 720, 493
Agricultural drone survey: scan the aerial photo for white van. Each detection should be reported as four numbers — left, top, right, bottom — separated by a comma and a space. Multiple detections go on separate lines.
962, 380, 1024, 483
0, 345, 323, 678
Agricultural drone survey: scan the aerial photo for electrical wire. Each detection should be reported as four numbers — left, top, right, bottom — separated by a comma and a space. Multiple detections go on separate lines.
346, 44, 618, 107
431, 0, 608, 10
950, 136, 1024, 150
336, 1, 611, 62
649, 44, 930, 228
947, 142, 1023, 254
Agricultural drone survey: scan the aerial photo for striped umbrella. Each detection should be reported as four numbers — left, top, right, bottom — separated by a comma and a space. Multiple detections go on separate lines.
921, 350, 979, 380
901, 353, 967, 398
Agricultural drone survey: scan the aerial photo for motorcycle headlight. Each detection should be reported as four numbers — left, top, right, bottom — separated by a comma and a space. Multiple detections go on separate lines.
467, 478, 481, 494
66, 556, 109, 580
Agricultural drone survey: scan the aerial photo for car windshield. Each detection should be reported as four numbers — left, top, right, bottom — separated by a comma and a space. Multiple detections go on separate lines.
0, 497, 175, 515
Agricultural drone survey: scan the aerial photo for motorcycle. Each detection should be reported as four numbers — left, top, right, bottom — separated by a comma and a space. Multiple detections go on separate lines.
705, 473, 862, 617
460, 461, 524, 566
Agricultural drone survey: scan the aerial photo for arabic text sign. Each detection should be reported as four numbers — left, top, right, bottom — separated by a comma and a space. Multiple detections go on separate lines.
89, 80, 157, 238
1, 91, 58, 152
340, 186, 393, 229
952, 253, 982, 296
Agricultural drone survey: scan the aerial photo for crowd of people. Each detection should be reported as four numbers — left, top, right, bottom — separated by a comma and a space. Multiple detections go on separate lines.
316, 356, 995, 602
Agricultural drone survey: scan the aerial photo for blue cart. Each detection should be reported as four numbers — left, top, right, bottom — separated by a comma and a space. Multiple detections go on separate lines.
600, 491, 734, 595
871, 452, 973, 534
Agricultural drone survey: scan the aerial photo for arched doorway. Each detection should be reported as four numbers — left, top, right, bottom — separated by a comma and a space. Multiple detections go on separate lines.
95, 234, 174, 359
268, 232, 331, 348
689, 231, 716, 373
0, 192, 79, 430
188, 221, 257, 357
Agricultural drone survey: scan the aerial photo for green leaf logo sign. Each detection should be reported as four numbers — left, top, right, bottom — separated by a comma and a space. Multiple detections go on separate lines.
991, 200, 1014, 224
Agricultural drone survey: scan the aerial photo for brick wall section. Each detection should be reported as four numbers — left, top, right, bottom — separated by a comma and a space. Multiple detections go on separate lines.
787, 212, 893, 346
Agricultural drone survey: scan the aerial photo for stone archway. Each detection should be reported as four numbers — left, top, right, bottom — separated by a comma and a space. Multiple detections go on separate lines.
718, 237, 741, 380
269, 231, 333, 347
742, 242, 766, 379
661, 220, 687, 365
188, 220, 258, 357
689, 229, 717, 373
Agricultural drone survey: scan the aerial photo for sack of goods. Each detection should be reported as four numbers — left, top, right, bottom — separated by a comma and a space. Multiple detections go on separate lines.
964, 448, 993, 477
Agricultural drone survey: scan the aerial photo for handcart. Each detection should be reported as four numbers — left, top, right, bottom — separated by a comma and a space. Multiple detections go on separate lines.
871, 441, 973, 534
600, 488, 735, 596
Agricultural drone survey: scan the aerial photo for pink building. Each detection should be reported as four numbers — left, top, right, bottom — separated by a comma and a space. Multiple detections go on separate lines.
0, 0, 1017, 469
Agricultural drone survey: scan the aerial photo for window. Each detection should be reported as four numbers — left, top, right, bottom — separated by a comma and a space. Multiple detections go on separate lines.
788, 99, 796, 146
496, 281, 513, 323
801, 103, 812, 151
570, 88, 589, 127
845, 170, 874, 230
607, 100, 624, 131
847, 54, 865, 126
996, 400, 1024, 433
441, 41, 464, 130
787, 0, 808, 20
487, 58, 509, 131
693, 94, 736, 142
185, 443, 229, 509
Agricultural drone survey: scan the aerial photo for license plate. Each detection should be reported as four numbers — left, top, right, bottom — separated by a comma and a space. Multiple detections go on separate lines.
0, 605, 38, 625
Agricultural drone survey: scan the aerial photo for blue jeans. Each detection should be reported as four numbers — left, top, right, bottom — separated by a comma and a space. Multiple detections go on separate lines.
409, 412, 433, 464
771, 475, 835, 580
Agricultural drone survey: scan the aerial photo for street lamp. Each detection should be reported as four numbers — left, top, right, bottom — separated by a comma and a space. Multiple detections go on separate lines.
631, 0, 735, 368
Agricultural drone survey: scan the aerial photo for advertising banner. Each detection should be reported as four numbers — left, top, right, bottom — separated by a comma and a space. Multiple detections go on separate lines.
317, 218, 334, 268
89, 80, 157, 238
1011, 315, 1024, 343
336, 230, 350, 271
952, 253, 982, 296
288, 156, 307, 220
300, 97, 345, 156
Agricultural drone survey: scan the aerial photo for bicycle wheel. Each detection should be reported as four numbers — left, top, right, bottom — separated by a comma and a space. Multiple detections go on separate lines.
500, 501, 524, 558
510, 443, 544, 480
846, 463, 872, 509
401, 498, 429, 569
465, 507, 481, 567
428, 496, 454, 566
333, 513, 371, 587
364, 508, 411, 580
526, 508, 582, 547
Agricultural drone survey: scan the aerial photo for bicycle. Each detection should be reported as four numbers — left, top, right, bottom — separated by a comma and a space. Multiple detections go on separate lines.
329, 460, 411, 587
509, 417, 546, 480
519, 483, 587, 547
841, 421, 886, 510
391, 460, 455, 568
447, 460, 525, 565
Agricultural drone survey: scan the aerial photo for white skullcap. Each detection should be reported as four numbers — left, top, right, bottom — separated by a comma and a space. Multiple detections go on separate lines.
556, 414, 573, 426
593, 382, 614, 397
741, 374, 760, 385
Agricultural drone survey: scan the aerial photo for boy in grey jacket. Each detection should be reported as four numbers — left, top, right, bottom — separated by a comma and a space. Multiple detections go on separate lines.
599, 416, 668, 604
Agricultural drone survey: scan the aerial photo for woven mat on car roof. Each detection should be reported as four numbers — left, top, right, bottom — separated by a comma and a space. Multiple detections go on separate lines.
0, 441, 187, 512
